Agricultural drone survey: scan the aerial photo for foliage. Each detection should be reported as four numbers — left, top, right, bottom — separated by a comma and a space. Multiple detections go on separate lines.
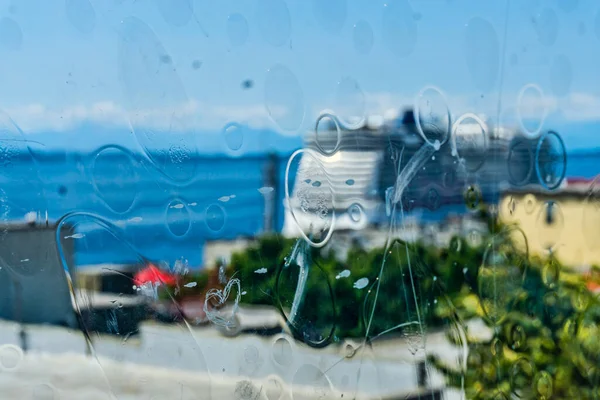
428, 216, 600, 399
155, 202, 600, 398
182, 230, 488, 342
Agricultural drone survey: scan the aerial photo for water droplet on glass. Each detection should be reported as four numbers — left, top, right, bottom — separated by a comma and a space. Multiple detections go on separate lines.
0, 344, 23, 371
415, 86, 451, 146
65, 0, 96, 34
0, 17, 22, 51
517, 83, 546, 137
464, 185, 482, 210
452, 113, 488, 172
313, 0, 346, 34
118, 17, 198, 182
426, 188, 440, 210
315, 112, 341, 154
343, 343, 356, 358
583, 176, 600, 250
536, 201, 564, 250
403, 322, 424, 356
492, 391, 509, 400
353, 277, 369, 289
523, 194, 537, 214
265, 64, 305, 132
226, 13, 249, 47
562, 318, 578, 339
204, 277, 241, 328
511, 357, 535, 397
533, 8, 559, 46
222, 122, 244, 151
542, 258, 560, 288
165, 199, 191, 237
490, 338, 503, 357
334, 77, 365, 128
349, 203, 362, 222
243, 345, 259, 365
271, 336, 293, 366
449, 236, 462, 253
535, 130, 566, 190
510, 324, 526, 350
265, 378, 283, 400
478, 232, 525, 325
385, 186, 394, 217
535, 371, 553, 399
353, 20, 373, 54
256, 0, 291, 46
285, 150, 335, 247
336, 269, 351, 280
574, 285, 589, 312
92, 145, 138, 214
234, 380, 261, 400
258, 186, 274, 195
442, 167, 462, 191
549, 55, 572, 97
192, 59, 202, 70
292, 364, 332, 398
468, 230, 483, 247
507, 137, 534, 186
276, 249, 335, 346
206, 203, 226, 232
465, 17, 499, 93
381, 0, 417, 57
31, 383, 57, 400
157, 0, 193, 27
241, 79, 253, 90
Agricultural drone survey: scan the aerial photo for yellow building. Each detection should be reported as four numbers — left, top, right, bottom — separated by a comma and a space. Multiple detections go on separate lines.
499, 178, 600, 270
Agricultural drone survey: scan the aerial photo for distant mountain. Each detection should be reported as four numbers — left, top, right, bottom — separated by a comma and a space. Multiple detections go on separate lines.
15, 118, 600, 159
21, 121, 303, 156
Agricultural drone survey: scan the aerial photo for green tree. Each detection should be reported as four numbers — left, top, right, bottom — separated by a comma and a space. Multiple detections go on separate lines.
430, 225, 600, 399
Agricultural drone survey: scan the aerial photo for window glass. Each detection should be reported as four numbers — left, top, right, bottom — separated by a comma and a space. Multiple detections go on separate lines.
0, 0, 598, 399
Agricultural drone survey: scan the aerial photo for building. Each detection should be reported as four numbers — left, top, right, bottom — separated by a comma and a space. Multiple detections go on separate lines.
202, 237, 256, 269
282, 108, 527, 242
0, 220, 77, 328
499, 177, 598, 270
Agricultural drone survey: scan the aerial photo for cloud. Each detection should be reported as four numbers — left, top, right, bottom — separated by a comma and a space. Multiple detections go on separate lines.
365, 89, 600, 129
3, 100, 276, 134
556, 93, 600, 121
4, 90, 600, 135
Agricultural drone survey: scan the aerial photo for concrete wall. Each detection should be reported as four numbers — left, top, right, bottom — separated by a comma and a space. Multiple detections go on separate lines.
0, 223, 77, 328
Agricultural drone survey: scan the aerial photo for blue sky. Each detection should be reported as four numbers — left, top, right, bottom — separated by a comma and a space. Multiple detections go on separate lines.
0, 0, 598, 152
